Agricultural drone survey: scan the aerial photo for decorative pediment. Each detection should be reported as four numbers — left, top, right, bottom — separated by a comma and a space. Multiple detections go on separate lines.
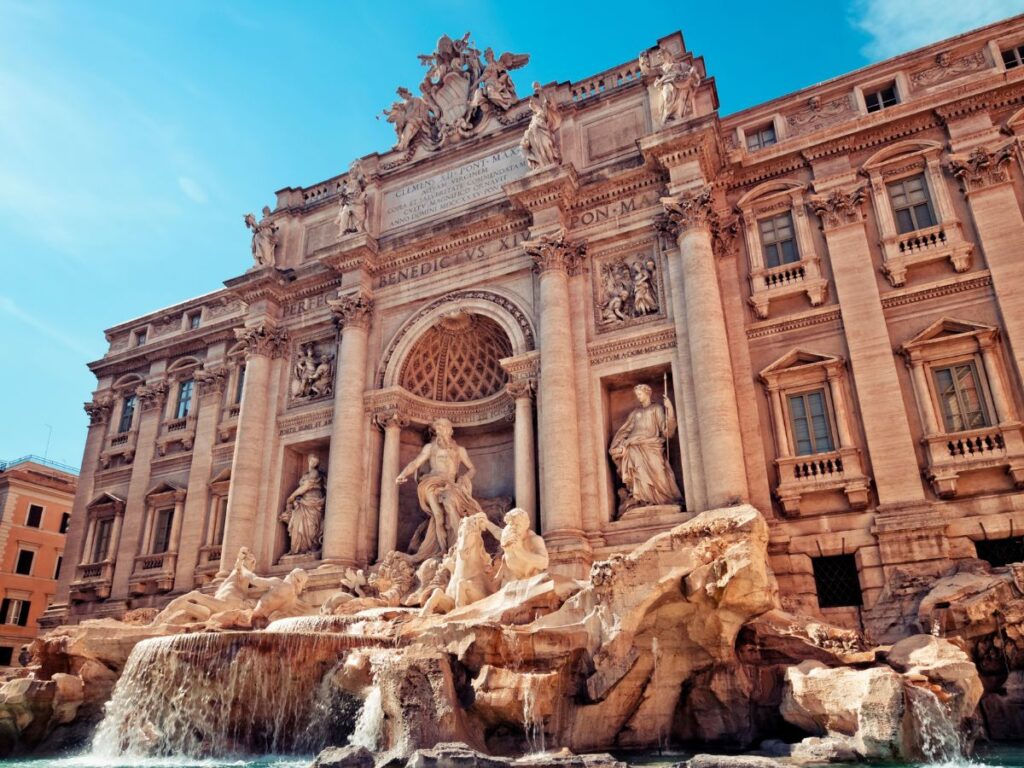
862, 139, 943, 172
145, 481, 187, 502
902, 317, 996, 349
760, 348, 843, 380
736, 179, 807, 209
86, 492, 125, 513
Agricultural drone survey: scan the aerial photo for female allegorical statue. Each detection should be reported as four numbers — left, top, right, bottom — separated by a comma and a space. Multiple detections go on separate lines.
609, 383, 683, 516
280, 454, 326, 555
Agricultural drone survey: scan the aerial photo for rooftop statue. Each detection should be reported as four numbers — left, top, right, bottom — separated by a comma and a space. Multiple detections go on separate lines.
335, 160, 369, 236
639, 44, 700, 125
243, 206, 277, 267
384, 33, 529, 152
520, 82, 561, 170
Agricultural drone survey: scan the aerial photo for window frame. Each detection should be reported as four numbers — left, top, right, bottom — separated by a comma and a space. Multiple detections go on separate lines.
150, 507, 176, 555
188, 312, 201, 330
92, 517, 114, 563
758, 211, 801, 269
930, 359, 991, 433
134, 329, 147, 347
745, 121, 778, 152
14, 549, 35, 577
785, 386, 838, 457
117, 394, 137, 434
24, 504, 43, 529
812, 553, 863, 609
175, 379, 194, 420
0, 598, 30, 627
886, 173, 937, 235
1002, 44, 1024, 70
59, 512, 70, 534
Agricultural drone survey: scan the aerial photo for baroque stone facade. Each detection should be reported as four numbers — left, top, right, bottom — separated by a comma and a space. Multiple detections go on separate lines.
47, 18, 1024, 632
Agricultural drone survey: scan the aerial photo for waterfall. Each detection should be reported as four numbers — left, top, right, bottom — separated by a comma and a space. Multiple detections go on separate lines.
521, 683, 545, 755
91, 631, 367, 758
349, 685, 385, 752
904, 684, 963, 764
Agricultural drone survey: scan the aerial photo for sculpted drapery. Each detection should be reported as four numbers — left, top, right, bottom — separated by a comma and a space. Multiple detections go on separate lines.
281, 454, 326, 555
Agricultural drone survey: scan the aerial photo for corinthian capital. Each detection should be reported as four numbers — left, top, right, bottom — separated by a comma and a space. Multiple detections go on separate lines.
810, 185, 866, 230
658, 185, 716, 236
327, 289, 375, 330
523, 231, 586, 276
373, 407, 409, 432
136, 380, 169, 411
234, 323, 289, 359
947, 144, 1014, 193
506, 378, 536, 400
83, 394, 113, 426
194, 366, 229, 396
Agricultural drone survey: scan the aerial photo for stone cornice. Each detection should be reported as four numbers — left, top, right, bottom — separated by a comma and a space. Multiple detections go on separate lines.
364, 386, 514, 428
638, 119, 721, 178
879, 271, 993, 310
504, 163, 580, 215
223, 266, 297, 305
586, 325, 676, 367
658, 186, 716, 235
319, 233, 381, 275
745, 308, 843, 340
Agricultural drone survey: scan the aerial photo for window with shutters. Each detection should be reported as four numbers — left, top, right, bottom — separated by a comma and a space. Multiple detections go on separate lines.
14, 550, 34, 576
0, 599, 30, 626
25, 505, 43, 528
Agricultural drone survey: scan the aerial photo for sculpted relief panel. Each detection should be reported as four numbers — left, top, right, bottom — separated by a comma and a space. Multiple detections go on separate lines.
592, 247, 666, 332
289, 340, 335, 404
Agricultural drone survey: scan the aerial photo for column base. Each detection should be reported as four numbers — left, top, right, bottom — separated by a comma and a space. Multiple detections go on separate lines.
544, 528, 593, 579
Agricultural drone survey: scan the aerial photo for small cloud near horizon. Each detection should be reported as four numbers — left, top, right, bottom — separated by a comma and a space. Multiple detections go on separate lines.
851, 0, 1024, 60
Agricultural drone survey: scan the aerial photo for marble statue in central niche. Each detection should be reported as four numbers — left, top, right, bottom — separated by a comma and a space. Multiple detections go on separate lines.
609, 383, 683, 516
396, 417, 486, 559
280, 454, 326, 556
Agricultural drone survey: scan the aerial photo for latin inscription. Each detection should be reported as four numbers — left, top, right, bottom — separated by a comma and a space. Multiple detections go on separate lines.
377, 231, 528, 289
285, 292, 331, 318
381, 147, 528, 230
568, 190, 662, 229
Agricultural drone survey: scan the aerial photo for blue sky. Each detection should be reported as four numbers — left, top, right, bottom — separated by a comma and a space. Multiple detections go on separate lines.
2, 0, 1022, 469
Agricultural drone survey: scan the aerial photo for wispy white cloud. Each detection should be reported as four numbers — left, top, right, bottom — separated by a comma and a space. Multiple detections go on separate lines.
851, 0, 1024, 60
178, 176, 209, 204
0, 296, 93, 357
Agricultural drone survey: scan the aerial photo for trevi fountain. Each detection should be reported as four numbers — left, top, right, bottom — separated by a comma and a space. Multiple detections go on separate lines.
11, 18, 1024, 768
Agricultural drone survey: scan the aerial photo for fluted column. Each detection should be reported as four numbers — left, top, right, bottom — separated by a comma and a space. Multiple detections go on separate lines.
507, 378, 538, 531
375, 407, 408, 560
219, 323, 288, 576
660, 187, 748, 508
323, 290, 374, 566
173, 367, 226, 589
110, 379, 168, 598
524, 232, 588, 554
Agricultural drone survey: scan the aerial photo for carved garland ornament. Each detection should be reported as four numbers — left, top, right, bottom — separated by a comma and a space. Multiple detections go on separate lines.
946, 145, 1015, 192
810, 186, 866, 230
234, 323, 289, 359
194, 367, 229, 397
136, 381, 169, 411
523, 231, 586, 275
84, 395, 114, 426
328, 290, 375, 330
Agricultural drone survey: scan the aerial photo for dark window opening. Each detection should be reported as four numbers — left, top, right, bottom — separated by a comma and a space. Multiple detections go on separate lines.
865, 83, 899, 113
118, 395, 136, 434
25, 505, 43, 528
152, 508, 175, 554
188, 312, 201, 330
59, 513, 70, 534
813, 554, 862, 608
975, 536, 1024, 568
54, 556, 62, 580
1003, 45, 1024, 69
0, 647, 12, 666
14, 550, 33, 576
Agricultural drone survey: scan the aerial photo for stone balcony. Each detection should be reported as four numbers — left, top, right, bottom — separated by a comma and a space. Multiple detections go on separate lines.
879, 222, 972, 287
924, 422, 1024, 498
775, 447, 871, 516
70, 561, 115, 601
194, 544, 223, 584
99, 430, 136, 468
156, 414, 197, 456
128, 552, 178, 595
748, 255, 828, 319
217, 405, 240, 443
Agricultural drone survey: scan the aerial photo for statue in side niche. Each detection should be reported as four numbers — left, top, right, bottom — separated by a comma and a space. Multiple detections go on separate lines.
639, 45, 701, 124
149, 547, 276, 626
520, 83, 561, 170
280, 455, 326, 555
244, 206, 278, 267
609, 384, 683, 516
396, 417, 485, 559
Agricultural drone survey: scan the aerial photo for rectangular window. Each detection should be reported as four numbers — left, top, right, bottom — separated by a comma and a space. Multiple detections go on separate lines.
887, 174, 936, 234
135, 329, 147, 347
54, 556, 63, 580
1003, 45, 1024, 69
812, 554, 863, 608
759, 212, 800, 268
0, 647, 12, 666
118, 395, 136, 434
0, 599, 30, 627
92, 518, 113, 562
746, 122, 777, 151
975, 536, 1024, 567
211, 497, 228, 545
151, 508, 175, 554
25, 505, 43, 528
865, 83, 899, 113
176, 379, 194, 419
788, 390, 835, 456
59, 513, 70, 534
933, 362, 989, 432
14, 550, 34, 576
188, 312, 201, 330
235, 366, 246, 405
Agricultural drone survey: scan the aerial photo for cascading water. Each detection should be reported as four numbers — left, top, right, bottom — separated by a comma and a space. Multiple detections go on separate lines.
349, 685, 385, 752
91, 631, 370, 758
904, 684, 963, 764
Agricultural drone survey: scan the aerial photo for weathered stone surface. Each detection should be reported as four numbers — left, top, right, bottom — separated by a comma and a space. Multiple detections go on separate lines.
678, 755, 785, 768
885, 635, 983, 724
310, 744, 375, 768
980, 670, 1024, 740
406, 742, 511, 768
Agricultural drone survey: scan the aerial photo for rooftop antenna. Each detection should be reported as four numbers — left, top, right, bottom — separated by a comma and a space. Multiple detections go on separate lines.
43, 424, 52, 461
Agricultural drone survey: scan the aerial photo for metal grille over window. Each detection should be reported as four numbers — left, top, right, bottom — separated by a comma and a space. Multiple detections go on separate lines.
812, 554, 862, 608
933, 362, 989, 432
975, 536, 1024, 568
759, 212, 800, 268
888, 175, 936, 234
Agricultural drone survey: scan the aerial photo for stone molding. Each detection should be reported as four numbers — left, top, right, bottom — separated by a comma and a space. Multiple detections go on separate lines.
84, 395, 113, 426
233, 323, 289, 360
745, 308, 843, 340
586, 325, 676, 367
879, 272, 992, 310
194, 366, 229, 397
504, 163, 580, 215
327, 290, 375, 331
947, 144, 1015, 193
523, 230, 587, 276
658, 186, 716, 235
136, 381, 169, 411
364, 386, 514, 428
373, 407, 410, 432
810, 185, 867, 229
